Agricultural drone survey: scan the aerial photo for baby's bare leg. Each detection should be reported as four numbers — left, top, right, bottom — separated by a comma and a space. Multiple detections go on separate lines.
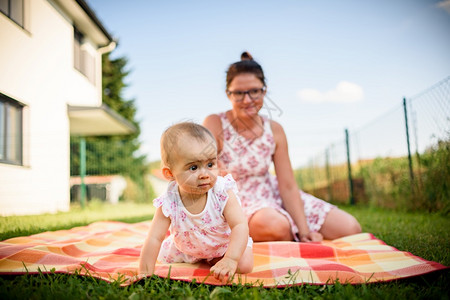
236, 246, 254, 274
207, 257, 222, 266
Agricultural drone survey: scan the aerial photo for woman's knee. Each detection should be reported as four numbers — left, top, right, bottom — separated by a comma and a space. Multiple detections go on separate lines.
339, 210, 361, 235
346, 215, 362, 235
320, 208, 361, 239
249, 209, 292, 241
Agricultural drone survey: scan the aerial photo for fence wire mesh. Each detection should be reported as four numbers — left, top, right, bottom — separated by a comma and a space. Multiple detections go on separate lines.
297, 76, 450, 211
70, 137, 152, 204
408, 77, 450, 155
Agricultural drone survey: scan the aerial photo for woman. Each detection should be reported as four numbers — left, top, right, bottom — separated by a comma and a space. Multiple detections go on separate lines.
203, 52, 361, 242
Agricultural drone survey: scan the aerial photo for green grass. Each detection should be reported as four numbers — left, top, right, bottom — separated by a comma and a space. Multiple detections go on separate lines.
0, 202, 448, 299
0, 201, 155, 241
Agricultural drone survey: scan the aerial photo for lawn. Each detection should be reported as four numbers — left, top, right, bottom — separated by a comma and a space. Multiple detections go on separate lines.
0, 202, 448, 299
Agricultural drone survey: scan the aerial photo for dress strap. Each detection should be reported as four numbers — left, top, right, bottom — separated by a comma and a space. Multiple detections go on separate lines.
218, 112, 230, 130
219, 111, 271, 137
261, 115, 273, 136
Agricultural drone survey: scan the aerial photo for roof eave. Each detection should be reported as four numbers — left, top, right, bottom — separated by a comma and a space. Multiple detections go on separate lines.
53, 0, 115, 47
68, 104, 137, 136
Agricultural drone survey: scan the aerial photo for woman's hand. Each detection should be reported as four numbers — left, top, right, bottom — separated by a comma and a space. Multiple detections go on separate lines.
219, 168, 230, 177
210, 256, 238, 282
299, 231, 323, 242
217, 159, 232, 177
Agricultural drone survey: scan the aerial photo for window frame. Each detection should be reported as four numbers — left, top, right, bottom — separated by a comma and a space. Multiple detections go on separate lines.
0, 93, 24, 166
0, 0, 24, 28
73, 26, 96, 85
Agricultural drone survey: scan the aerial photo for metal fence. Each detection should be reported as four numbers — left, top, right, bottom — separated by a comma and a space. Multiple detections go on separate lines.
296, 76, 450, 210
70, 137, 152, 205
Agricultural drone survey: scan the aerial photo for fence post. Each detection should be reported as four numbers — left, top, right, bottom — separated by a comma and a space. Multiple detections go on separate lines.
403, 97, 414, 183
308, 158, 315, 191
345, 129, 355, 205
80, 137, 86, 209
325, 148, 333, 202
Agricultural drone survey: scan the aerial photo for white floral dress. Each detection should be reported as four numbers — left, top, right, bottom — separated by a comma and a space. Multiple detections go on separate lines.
218, 112, 336, 240
154, 174, 253, 264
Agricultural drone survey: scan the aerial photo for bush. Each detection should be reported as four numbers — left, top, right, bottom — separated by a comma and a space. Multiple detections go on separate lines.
415, 139, 450, 214
121, 176, 156, 203
356, 157, 413, 210
354, 138, 450, 213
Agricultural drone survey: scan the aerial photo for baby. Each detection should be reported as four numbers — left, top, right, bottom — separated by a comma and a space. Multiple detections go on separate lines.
139, 122, 253, 281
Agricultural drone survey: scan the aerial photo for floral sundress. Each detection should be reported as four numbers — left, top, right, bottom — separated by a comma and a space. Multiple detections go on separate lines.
154, 174, 252, 263
218, 112, 336, 240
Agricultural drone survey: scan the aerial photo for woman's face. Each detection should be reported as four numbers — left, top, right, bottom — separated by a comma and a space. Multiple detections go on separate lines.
227, 73, 266, 118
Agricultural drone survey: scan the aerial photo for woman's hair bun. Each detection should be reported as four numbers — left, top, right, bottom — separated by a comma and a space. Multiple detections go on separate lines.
241, 51, 253, 61
226, 51, 265, 88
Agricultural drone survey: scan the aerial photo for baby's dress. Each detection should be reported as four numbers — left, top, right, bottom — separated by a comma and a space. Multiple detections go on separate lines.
154, 174, 252, 264
218, 112, 336, 240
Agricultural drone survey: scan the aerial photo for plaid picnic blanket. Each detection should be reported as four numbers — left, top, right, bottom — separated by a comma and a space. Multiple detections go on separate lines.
0, 221, 446, 286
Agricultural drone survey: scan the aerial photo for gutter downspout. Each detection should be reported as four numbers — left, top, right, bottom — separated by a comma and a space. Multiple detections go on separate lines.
98, 40, 117, 55
79, 40, 116, 208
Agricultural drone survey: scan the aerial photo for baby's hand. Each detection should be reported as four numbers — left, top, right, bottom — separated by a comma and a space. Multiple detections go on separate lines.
210, 257, 238, 282
137, 273, 150, 281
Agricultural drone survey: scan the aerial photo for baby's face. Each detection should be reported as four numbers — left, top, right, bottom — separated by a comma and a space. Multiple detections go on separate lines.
169, 135, 219, 196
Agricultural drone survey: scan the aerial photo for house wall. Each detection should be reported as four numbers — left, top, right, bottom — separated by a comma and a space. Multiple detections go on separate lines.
0, 0, 103, 215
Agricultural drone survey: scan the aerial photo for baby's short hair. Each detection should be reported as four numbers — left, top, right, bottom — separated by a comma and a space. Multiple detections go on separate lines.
160, 121, 216, 167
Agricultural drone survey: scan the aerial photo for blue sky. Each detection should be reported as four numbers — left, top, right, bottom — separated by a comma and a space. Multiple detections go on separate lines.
87, 0, 450, 167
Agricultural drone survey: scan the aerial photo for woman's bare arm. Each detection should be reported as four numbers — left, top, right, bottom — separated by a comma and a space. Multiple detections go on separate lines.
271, 120, 323, 242
203, 114, 229, 176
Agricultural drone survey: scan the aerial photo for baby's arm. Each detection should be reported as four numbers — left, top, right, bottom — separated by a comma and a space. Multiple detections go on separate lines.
210, 190, 251, 281
138, 206, 170, 276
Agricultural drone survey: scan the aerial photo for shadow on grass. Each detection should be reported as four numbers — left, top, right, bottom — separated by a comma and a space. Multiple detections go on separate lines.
0, 215, 151, 241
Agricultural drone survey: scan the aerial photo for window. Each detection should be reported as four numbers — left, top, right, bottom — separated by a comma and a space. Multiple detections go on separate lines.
0, 93, 23, 165
0, 0, 24, 27
74, 27, 83, 72
73, 27, 96, 84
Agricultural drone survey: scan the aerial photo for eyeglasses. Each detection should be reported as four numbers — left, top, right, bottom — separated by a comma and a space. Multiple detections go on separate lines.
226, 88, 266, 102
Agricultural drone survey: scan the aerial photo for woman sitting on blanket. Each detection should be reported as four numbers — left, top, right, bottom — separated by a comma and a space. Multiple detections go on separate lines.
139, 122, 253, 281
203, 52, 362, 243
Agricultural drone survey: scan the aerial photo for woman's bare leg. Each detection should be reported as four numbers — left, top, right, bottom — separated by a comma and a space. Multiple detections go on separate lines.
248, 208, 293, 242
319, 208, 362, 240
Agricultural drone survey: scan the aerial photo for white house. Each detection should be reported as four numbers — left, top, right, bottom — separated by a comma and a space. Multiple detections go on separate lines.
0, 0, 135, 216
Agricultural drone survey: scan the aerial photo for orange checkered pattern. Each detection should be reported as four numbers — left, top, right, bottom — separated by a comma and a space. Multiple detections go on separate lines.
0, 221, 446, 286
